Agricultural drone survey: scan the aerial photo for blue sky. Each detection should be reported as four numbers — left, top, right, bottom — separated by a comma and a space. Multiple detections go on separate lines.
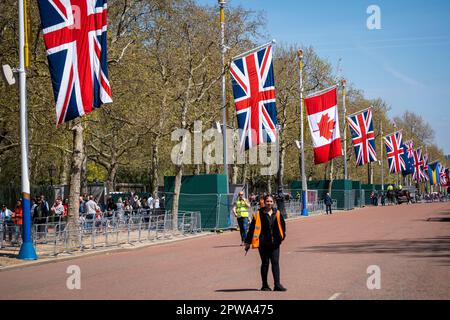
197, 0, 450, 154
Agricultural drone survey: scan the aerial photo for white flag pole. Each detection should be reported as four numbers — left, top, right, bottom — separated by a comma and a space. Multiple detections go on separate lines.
218, 0, 229, 196
298, 50, 308, 216
17, 0, 37, 260
342, 79, 348, 180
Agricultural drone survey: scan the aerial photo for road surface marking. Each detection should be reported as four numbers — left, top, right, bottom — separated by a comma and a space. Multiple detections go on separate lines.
328, 292, 342, 300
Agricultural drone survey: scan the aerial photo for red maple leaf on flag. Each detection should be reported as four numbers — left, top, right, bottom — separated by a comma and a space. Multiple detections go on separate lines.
317, 113, 335, 140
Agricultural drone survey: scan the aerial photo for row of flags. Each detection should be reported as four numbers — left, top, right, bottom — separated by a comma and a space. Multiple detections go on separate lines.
229, 43, 448, 187
33, 1, 447, 189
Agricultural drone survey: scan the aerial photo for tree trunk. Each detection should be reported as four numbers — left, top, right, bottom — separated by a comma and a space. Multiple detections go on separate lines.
67, 122, 84, 248
80, 146, 88, 195
106, 162, 117, 195
232, 164, 238, 185
150, 139, 159, 196
204, 162, 210, 174
242, 164, 248, 185
171, 128, 188, 232
267, 175, 272, 194
172, 164, 182, 231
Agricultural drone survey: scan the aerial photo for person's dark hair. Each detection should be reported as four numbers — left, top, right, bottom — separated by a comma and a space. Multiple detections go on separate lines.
264, 194, 273, 202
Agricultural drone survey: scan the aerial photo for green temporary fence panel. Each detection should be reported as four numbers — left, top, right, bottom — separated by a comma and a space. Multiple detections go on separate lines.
164, 174, 229, 230
289, 179, 354, 210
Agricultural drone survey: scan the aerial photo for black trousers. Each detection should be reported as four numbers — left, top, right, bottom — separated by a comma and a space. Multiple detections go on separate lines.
326, 205, 332, 214
258, 245, 281, 287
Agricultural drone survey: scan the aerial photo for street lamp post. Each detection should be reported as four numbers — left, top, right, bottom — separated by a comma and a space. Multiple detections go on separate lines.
298, 49, 308, 216
17, 0, 37, 260
218, 0, 229, 196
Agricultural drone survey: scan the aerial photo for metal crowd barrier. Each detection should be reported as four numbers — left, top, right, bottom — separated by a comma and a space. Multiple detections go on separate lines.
0, 210, 202, 256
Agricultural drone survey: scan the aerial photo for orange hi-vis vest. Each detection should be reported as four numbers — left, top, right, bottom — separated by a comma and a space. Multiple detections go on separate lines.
251, 210, 284, 249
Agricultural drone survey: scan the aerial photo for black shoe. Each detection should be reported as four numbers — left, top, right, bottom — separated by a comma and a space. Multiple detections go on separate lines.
261, 286, 272, 291
274, 285, 287, 292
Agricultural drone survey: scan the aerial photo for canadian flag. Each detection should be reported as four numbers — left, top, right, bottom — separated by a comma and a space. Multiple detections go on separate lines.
304, 86, 343, 165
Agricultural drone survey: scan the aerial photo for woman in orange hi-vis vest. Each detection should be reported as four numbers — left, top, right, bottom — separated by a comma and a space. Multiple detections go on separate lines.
245, 195, 287, 292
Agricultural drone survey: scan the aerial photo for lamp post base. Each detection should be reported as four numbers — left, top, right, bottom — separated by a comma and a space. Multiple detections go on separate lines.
17, 242, 38, 260
301, 191, 309, 216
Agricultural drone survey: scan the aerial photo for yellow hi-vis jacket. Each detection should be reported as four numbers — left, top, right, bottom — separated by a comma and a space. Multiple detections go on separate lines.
251, 210, 285, 249
235, 199, 249, 218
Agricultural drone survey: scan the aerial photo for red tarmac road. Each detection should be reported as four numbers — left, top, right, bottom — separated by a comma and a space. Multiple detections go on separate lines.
1, 202, 449, 300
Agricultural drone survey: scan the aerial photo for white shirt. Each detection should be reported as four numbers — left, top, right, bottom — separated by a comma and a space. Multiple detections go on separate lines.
147, 197, 154, 209
85, 200, 100, 215
52, 203, 65, 216
1, 208, 12, 220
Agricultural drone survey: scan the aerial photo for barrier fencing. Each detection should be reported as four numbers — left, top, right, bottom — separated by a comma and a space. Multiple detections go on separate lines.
3, 191, 447, 258
0, 210, 201, 257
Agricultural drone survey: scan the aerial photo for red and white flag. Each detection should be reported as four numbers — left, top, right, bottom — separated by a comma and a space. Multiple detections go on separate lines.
304, 86, 343, 165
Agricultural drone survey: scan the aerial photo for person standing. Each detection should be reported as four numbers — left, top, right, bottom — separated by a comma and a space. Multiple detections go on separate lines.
244, 195, 287, 292
11, 200, 23, 244
233, 191, 250, 246
324, 193, 333, 215
275, 188, 287, 218
259, 193, 266, 209
34, 197, 49, 238
51, 198, 65, 233
1, 204, 13, 242
84, 195, 100, 231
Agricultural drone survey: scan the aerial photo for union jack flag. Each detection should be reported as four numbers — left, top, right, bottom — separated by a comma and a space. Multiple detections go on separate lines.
404, 140, 414, 158
230, 44, 277, 150
440, 166, 448, 186
383, 131, 405, 174
37, 0, 112, 125
412, 148, 427, 182
422, 153, 430, 181
347, 108, 377, 166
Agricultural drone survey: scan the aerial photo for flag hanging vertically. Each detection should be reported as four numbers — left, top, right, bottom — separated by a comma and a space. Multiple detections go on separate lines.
37, 0, 112, 125
428, 162, 440, 185
347, 108, 377, 166
405, 140, 414, 158
384, 131, 405, 174
412, 148, 426, 182
439, 166, 448, 186
401, 143, 415, 176
304, 86, 343, 165
230, 43, 277, 150
422, 153, 430, 181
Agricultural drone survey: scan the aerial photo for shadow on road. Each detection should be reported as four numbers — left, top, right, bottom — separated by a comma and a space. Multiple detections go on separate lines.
213, 245, 242, 248
297, 236, 450, 266
215, 289, 260, 293
427, 217, 450, 222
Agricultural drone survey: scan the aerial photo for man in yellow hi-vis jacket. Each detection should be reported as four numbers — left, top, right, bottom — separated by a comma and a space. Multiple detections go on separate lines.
245, 195, 287, 292
233, 191, 251, 246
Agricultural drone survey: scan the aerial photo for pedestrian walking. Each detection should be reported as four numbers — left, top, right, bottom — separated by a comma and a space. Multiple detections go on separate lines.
232, 191, 250, 246
324, 192, 333, 215
244, 195, 287, 292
